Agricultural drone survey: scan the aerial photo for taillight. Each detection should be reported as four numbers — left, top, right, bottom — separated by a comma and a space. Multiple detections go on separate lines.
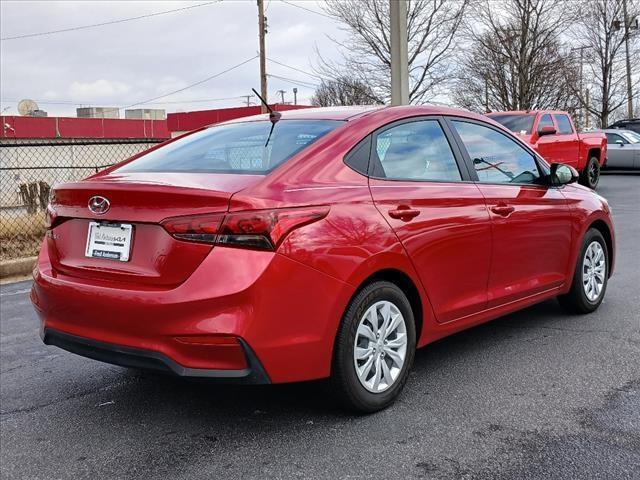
44, 205, 58, 229
161, 207, 329, 251
161, 213, 224, 244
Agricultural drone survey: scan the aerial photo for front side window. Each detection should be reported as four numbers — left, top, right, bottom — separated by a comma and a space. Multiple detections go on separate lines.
606, 133, 626, 144
117, 120, 342, 174
452, 120, 541, 185
373, 120, 461, 181
553, 114, 574, 134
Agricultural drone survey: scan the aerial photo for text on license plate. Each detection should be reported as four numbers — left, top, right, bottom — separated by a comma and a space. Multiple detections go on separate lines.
85, 222, 133, 262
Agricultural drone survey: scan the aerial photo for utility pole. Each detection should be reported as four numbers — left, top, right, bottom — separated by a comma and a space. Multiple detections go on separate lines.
293, 88, 298, 105
277, 89, 286, 104
390, 0, 409, 106
257, 0, 268, 113
571, 46, 588, 129
585, 89, 590, 129
242, 94, 255, 107
484, 79, 489, 112
622, 0, 635, 119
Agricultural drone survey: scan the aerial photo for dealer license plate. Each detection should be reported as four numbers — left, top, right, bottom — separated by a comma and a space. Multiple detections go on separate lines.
85, 222, 133, 262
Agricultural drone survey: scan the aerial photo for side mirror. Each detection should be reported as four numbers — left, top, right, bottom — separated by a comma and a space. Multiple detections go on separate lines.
538, 125, 557, 136
615, 139, 625, 146
550, 163, 579, 186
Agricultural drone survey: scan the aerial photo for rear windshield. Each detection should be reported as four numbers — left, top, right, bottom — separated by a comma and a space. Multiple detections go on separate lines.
117, 120, 343, 174
490, 114, 535, 135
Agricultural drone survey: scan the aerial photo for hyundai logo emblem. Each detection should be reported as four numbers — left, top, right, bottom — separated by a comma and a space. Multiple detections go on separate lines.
88, 196, 110, 215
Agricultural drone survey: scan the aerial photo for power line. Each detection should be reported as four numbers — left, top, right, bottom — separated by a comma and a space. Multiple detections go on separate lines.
3, 95, 249, 107
122, 56, 259, 109
268, 73, 318, 89
267, 57, 323, 81
278, 0, 333, 19
1, 1, 221, 41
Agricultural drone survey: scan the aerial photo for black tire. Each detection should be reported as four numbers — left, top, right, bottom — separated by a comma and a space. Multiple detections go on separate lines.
330, 281, 416, 413
558, 228, 609, 314
579, 156, 600, 189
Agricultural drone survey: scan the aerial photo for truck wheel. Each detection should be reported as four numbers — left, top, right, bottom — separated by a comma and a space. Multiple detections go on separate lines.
580, 156, 600, 189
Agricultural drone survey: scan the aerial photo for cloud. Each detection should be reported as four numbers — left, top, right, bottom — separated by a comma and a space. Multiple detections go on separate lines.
68, 79, 131, 101
0, 1, 345, 116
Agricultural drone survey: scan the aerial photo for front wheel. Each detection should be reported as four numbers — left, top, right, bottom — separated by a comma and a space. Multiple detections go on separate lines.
580, 156, 600, 189
558, 228, 609, 314
330, 281, 416, 413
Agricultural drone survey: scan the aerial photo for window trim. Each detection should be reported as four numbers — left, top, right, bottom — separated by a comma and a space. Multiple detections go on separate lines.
365, 115, 474, 183
444, 116, 551, 188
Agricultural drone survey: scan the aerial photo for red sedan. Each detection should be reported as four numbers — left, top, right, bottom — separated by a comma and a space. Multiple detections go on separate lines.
31, 106, 615, 412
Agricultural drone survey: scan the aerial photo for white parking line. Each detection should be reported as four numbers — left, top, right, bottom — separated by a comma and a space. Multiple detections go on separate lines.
0, 288, 32, 298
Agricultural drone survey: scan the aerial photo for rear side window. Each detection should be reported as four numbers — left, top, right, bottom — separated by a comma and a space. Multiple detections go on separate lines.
553, 114, 573, 134
452, 120, 541, 185
490, 114, 535, 135
117, 120, 342, 174
372, 120, 461, 181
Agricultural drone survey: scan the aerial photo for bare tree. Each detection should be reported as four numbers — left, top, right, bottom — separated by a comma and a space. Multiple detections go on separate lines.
570, 0, 640, 127
311, 77, 380, 107
453, 0, 579, 115
317, 0, 468, 104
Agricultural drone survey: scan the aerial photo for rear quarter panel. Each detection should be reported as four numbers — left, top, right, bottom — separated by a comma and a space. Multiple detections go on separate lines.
578, 132, 608, 168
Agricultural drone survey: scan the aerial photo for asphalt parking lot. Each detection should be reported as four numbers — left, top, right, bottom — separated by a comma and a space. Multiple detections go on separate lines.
1, 173, 639, 480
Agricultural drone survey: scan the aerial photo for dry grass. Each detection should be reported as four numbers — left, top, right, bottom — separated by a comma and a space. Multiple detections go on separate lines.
0, 212, 46, 260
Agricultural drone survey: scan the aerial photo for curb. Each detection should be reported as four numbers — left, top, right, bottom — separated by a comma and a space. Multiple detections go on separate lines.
0, 257, 37, 280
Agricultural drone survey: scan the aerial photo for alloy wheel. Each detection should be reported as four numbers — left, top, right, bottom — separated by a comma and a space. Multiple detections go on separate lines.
353, 300, 408, 393
582, 241, 606, 302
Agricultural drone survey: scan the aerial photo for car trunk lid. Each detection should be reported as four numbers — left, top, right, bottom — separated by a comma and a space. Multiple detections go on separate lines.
47, 172, 262, 287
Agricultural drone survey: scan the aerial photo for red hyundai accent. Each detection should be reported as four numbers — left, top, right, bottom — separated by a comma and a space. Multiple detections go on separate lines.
31, 106, 615, 412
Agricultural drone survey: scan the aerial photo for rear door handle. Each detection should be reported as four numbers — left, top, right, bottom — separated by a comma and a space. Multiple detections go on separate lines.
388, 206, 420, 221
490, 204, 515, 217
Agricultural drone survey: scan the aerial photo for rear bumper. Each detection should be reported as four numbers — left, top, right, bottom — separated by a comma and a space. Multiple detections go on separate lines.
42, 328, 269, 383
32, 242, 354, 383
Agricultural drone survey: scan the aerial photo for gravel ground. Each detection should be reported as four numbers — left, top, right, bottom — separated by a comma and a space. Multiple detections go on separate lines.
1, 173, 638, 479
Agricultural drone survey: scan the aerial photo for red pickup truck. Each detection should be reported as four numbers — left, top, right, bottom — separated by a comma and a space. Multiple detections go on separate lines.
487, 110, 607, 189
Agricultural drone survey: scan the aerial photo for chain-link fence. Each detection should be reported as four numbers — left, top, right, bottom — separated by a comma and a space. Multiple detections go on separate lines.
0, 138, 161, 260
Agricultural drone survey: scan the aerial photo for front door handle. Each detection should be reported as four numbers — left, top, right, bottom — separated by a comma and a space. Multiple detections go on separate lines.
388, 206, 420, 221
490, 204, 515, 217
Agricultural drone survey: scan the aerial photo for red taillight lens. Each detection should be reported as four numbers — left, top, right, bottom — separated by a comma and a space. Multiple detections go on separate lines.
161, 207, 329, 250
161, 213, 224, 244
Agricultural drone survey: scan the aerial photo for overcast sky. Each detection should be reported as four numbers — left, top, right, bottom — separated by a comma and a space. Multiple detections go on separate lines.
0, 0, 345, 117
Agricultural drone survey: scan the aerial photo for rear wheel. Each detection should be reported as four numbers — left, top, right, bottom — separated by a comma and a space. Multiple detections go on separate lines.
558, 228, 609, 314
330, 281, 416, 413
580, 156, 600, 189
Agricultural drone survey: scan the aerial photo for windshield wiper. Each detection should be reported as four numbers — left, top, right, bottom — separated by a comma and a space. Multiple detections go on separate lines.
252, 88, 282, 147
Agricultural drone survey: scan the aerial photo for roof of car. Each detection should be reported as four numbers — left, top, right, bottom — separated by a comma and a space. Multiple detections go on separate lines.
215, 104, 488, 126
486, 110, 569, 116
597, 129, 639, 134
217, 105, 385, 124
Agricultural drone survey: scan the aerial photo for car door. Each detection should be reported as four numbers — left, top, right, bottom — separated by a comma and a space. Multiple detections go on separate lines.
367, 117, 492, 323
605, 132, 631, 168
448, 118, 573, 307
552, 114, 580, 168
533, 114, 560, 164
